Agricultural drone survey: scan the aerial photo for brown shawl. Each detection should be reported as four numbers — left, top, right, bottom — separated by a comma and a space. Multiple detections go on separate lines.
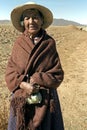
5, 29, 64, 92
5, 29, 64, 130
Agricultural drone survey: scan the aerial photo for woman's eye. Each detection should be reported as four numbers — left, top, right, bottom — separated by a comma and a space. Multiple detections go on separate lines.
32, 16, 37, 19
24, 16, 40, 20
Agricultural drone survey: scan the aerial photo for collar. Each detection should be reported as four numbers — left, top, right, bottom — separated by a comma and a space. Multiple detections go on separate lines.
23, 29, 46, 45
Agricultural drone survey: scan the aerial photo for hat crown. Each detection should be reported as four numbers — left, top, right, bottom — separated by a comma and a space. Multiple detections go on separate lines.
25, 1, 37, 5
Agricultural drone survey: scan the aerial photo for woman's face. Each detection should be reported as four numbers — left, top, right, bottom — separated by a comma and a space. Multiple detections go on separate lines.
23, 9, 43, 36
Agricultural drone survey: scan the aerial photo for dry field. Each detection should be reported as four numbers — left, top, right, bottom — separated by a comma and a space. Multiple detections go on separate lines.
0, 24, 87, 130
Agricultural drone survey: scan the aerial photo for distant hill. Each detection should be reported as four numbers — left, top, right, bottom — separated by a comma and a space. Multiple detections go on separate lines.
0, 19, 84, 26
0, 20, 11, 24
52, 18, 83, 26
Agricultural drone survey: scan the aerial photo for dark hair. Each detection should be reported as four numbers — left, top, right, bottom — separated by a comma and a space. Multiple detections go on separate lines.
20, 8, 44, 21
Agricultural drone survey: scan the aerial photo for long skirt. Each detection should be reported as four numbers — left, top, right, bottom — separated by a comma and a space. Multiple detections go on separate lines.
8, 90, 64, 130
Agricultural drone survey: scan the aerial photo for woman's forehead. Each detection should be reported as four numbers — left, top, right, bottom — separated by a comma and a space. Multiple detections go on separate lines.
22, 9, 41, 16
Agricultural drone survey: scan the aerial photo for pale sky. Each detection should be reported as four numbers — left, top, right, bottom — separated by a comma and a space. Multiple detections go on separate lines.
0, 0, 87, 25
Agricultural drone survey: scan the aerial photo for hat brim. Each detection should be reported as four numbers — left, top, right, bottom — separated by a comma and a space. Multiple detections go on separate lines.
11, 3, 53, 32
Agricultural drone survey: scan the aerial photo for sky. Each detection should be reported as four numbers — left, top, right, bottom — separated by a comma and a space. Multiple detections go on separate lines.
0, 0, 87, 25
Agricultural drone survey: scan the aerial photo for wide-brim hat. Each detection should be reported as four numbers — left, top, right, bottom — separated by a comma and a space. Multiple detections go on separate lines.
11, 2, 53, 32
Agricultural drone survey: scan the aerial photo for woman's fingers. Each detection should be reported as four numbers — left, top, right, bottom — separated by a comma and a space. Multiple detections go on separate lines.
20, 82, 33, 95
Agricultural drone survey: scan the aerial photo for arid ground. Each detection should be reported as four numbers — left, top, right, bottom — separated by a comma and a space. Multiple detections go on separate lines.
0, 24, 87, 130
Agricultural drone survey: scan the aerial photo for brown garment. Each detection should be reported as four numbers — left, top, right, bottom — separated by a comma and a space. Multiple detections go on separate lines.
5, 29, 64, 130
5, 29, 64, 92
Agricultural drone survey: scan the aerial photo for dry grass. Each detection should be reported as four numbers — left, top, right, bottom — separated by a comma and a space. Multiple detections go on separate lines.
0, 24, 19, 130
0, 24, 87, 130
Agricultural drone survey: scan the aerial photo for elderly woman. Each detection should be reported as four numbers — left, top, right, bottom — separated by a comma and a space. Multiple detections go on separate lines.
5, 2, 64, 130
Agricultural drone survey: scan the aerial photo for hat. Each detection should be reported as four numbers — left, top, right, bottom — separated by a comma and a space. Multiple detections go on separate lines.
11, 2, 53, 32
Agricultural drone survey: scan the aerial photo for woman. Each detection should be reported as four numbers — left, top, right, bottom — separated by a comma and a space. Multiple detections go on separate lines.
5, 2, 64, 130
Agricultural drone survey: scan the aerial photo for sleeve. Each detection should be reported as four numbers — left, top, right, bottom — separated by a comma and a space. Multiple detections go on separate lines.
5, 39, 26, 92
5, 56, 25, 92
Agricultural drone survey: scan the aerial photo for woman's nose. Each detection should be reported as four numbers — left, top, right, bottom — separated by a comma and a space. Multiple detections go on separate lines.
28, 17, 34, 23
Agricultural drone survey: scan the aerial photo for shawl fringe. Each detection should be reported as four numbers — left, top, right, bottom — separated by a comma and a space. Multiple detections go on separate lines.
10, 88, 54, 130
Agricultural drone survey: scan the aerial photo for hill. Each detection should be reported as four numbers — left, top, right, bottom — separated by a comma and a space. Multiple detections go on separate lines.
0, 20, 11, 24
52, 18, 83, 26
0, 19, 84, 26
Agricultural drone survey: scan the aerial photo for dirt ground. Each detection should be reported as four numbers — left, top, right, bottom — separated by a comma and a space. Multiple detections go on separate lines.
0, 24, 87, 130
47, 25, 87, 130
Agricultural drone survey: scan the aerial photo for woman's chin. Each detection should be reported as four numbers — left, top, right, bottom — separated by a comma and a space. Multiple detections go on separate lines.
28, 28, 40, 35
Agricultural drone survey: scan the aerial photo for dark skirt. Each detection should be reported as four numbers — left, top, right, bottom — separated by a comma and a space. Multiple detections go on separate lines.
8, 90, 64, 130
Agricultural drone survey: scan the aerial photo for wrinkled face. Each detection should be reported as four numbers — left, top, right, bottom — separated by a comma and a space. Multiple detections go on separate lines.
22, 9, 43, 36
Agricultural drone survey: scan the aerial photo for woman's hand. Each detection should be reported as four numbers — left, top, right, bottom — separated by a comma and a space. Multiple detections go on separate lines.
20, 82, 34, 95
20, 82, 39, 95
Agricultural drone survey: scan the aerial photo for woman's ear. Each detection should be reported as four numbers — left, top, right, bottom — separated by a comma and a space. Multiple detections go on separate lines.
20, 21, 24, 26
